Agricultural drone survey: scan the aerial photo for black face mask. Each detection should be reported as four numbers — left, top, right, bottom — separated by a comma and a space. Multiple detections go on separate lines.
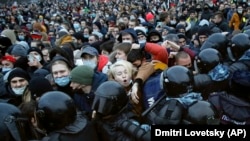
204, 7, 209, 10
196, 8, 201, 12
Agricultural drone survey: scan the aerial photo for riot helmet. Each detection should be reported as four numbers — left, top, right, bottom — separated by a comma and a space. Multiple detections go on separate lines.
36, 91, 77, 132
196, 48, 222, 73
228, 33, 250, 61
161, 66, 194, 97
92, 81, 128, 116
202, 33, 228, 57
185, 100, 219, 124
243, 29, 250, 38
200, 40, 216, 51
0, 103, 29, 141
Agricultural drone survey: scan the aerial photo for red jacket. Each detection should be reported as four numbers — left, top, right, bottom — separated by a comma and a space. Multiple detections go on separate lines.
144, 43, 169, 65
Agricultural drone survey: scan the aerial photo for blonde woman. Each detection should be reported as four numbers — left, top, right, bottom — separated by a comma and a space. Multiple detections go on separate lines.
108, 60, 143, 118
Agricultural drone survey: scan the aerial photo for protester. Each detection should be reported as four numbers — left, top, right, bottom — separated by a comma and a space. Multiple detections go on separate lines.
0, 1, 249, 140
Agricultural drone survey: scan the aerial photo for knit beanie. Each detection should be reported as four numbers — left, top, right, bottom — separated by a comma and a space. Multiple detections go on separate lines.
145, 12, 154, 21
58, 29, 69, 38
1, 55, 16, 63
70, 65, 94, 85
11, 44, 28, 57
17, 41, 30, 51
1, 29, 17, 44
8, 68, 30, 83
29, 76, 53, 98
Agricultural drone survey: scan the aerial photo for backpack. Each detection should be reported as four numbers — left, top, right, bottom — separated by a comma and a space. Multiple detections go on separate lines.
208, 92, 250, 125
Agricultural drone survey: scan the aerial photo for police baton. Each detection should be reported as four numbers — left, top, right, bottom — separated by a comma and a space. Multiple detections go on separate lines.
141, 94, 166, 117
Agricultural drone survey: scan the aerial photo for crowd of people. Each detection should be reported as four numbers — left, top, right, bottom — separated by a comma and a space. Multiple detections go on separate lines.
0, 0, 250, 140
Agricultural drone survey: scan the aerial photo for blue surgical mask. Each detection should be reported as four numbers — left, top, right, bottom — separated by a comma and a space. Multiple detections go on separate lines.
18, 35, 25, 41
73, 23, 80, 29
2, 67, 12, 73
54, 76, 71, 87
83, 60, 97, 69
91, 13, 96, 18
84, 34, 89, 38
12, 86, 26, 95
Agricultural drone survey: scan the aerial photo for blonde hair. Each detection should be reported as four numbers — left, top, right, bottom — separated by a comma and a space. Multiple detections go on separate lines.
108, 60, 136, 80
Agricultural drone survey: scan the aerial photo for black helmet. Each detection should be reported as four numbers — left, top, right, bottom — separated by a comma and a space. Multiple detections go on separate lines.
203, 33, 228, 56
36, 91, 76, 132
152, 99, 184, 125
161, 66, 194, 97
243, 29, 250, 38
200, 40, 216, 51
185, 101, 219, 124
230, 70, 250, 101
197, 48, 222, 73
92, 81, 128, 116
229, 33, 250, 61
0, 103, 28, 141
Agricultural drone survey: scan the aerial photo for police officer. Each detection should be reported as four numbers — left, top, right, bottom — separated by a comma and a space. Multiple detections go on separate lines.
144, 65, 218, 124
227, 33, 250, 74
92, 81, 150, 141
36, 91, 99, 141
194, 48, 230, 99
0, 103, 31, 141
208, 70, 250, 125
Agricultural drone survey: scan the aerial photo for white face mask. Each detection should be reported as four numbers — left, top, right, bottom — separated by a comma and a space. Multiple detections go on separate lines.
130, 15, 135, 20
83, 60, 97, 69
116, 58, 123, 62
34, 55, 42, 62
12, 86, 26, 95
122, 40, 132, 44
75, 59, 84, 66
28, 54, 42, 62
139, 39, 146, 44
170, 20, 176, 25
